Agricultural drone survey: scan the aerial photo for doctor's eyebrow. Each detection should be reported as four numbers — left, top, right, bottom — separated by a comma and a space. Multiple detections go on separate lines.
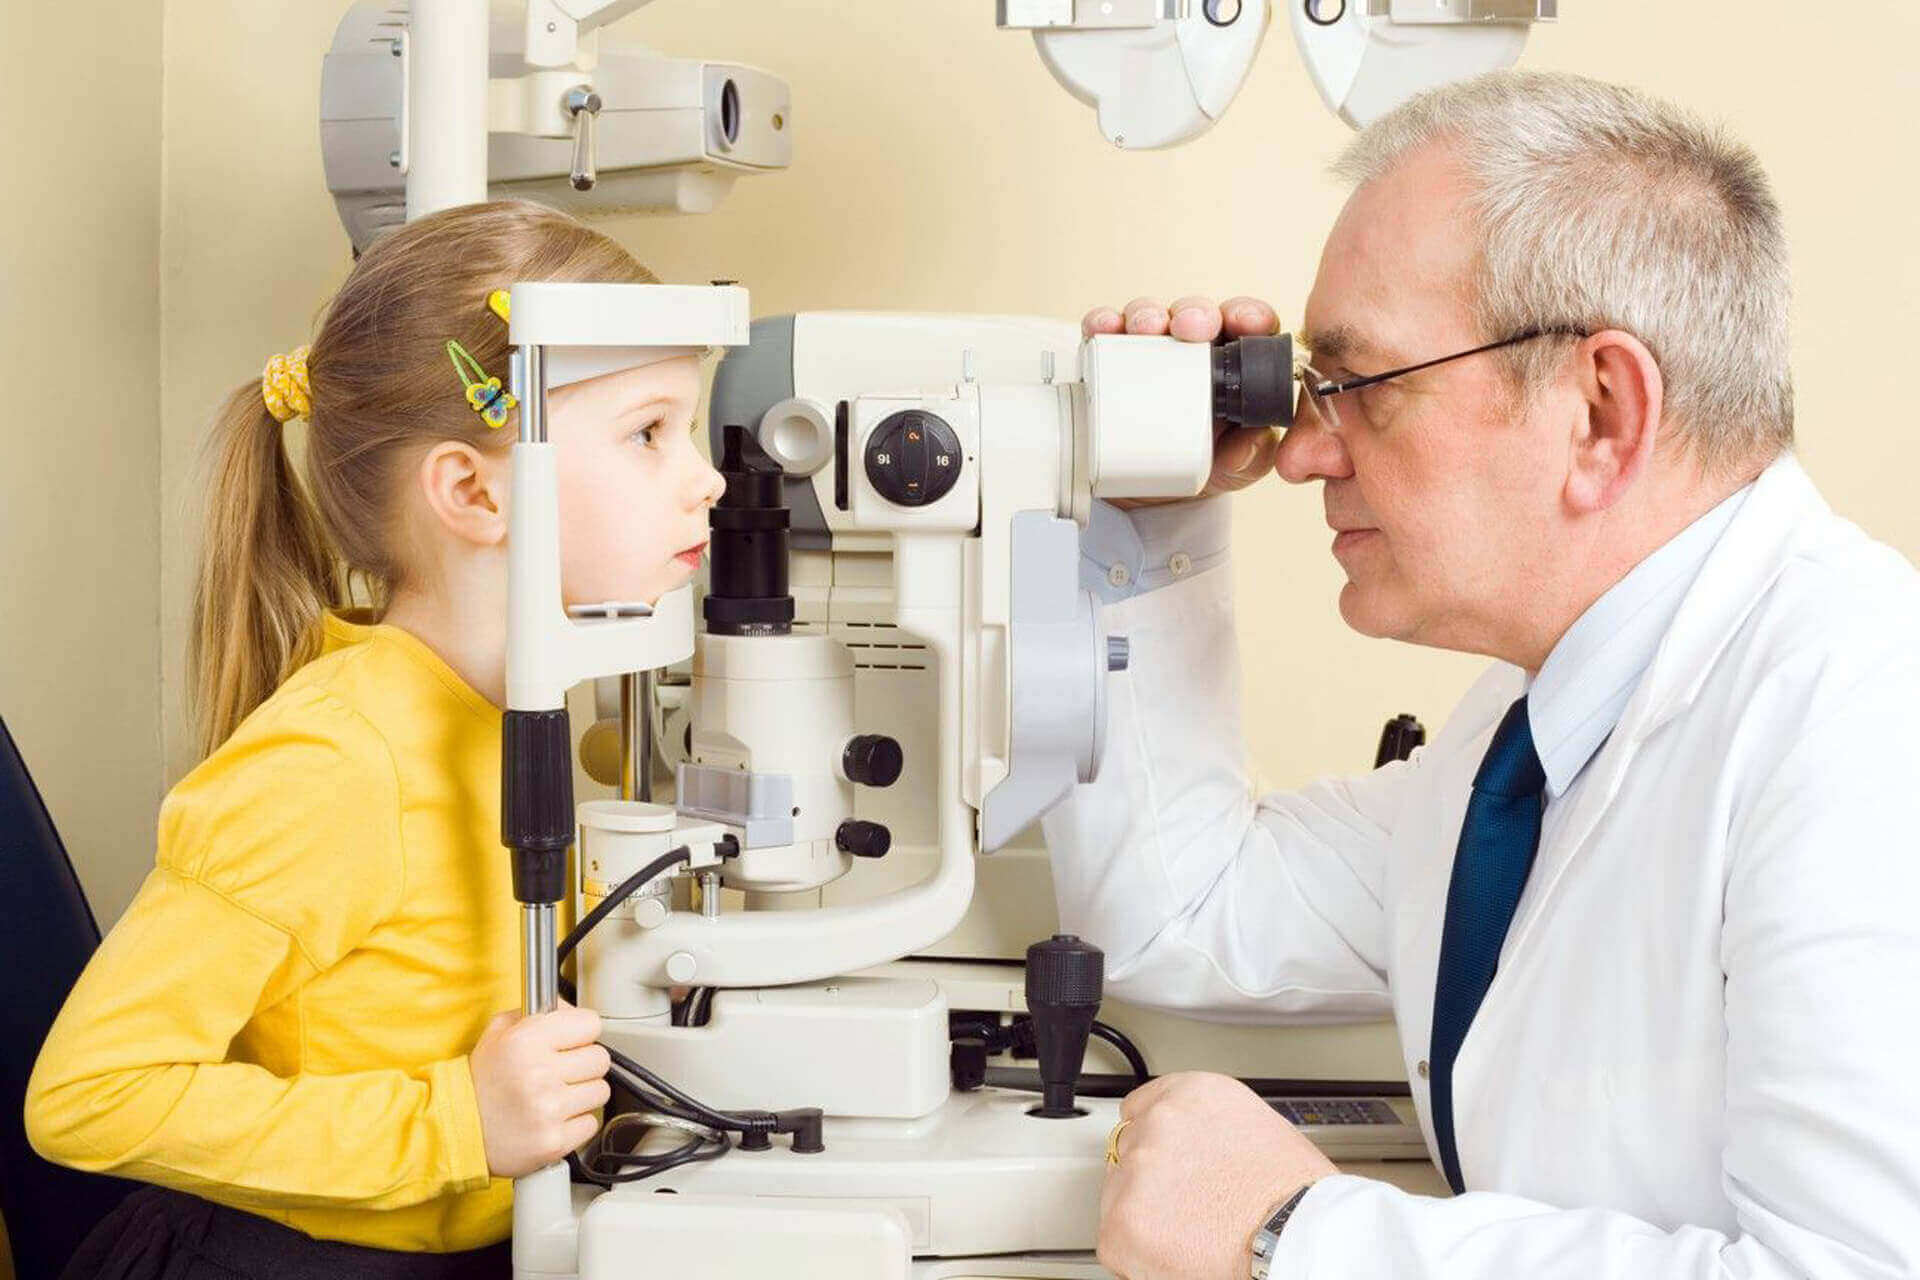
1298, 324, 1375, 368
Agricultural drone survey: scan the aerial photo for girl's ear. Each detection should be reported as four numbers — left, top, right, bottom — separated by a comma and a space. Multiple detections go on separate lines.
416, 442, 509, 547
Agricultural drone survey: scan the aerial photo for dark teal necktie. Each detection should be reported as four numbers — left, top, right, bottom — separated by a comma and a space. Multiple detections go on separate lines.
1428, 696, 1546, 1194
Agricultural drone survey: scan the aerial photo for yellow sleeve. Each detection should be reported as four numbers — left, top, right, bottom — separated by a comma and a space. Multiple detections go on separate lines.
24, 691, 494, 1211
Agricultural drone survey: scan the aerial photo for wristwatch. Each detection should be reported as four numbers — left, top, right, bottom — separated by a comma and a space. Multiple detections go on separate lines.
1249, 1184, 1316, 1280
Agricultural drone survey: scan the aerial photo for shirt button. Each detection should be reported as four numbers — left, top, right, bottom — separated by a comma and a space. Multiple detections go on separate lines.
1168, 552, 1192, 577
1417, 1060, 1430, 1079
1108, 563, 1132, 588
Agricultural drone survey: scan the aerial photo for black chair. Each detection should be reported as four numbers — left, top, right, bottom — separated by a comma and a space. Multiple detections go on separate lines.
0, 715, 136, 1277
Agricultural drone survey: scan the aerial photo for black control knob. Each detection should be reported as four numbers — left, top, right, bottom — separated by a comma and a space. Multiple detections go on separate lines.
835, 820, 892, 859
1374, 713, 1427, 768
1024, 934, 1104, 1119
843, 735, 904, 788
863, 410, 964, 507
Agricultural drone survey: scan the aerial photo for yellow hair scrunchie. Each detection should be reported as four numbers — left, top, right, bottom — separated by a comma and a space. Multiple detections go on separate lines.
261, 345, 313, 424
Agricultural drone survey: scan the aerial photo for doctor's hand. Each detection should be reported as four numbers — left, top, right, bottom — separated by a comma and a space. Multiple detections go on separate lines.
1082, 296, 1285, 507
1100, 1072, 1336, 1280
470, 1003, 612, 1179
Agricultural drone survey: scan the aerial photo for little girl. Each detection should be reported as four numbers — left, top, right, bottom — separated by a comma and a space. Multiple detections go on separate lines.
26, 200, 724, 1278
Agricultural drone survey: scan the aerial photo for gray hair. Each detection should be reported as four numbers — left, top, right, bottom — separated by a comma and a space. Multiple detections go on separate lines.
1333, 71, 1793, 472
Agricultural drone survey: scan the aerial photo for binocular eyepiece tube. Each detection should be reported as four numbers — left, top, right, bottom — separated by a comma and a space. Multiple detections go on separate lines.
1211, 333, 1295, 430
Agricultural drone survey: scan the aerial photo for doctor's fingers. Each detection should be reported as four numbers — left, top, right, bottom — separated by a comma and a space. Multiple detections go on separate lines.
1168, 296, 1225, 343
1220, 295, 1281, 338
1123, 297, 1173, 336
1205, 425, 1281, 498
1095, 1174, 1138, 1280
1118, 1073, 1182, 1120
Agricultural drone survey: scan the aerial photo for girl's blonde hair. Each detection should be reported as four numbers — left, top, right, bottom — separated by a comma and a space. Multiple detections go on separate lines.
190, 200, 657, 757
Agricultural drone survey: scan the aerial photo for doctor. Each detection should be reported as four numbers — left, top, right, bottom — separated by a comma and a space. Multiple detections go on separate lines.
1049, 71, 1920, 1279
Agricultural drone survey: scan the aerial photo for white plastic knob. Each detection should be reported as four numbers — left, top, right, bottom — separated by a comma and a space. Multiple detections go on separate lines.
666, 951, 698, 984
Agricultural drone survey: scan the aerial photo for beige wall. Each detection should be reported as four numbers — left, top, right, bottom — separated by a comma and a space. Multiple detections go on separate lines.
1, 0, 163, 925
142, 0, 1920, 916
4, 3, 1914, 1267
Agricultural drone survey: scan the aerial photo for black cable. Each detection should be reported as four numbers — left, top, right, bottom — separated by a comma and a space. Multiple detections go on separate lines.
558, 846, 691, 969
570, 1113, 731, 1187
1089, 1020, 1150, 1085
980, 1066, 1412, 1100
605, 1043, 759, 1133
542, 834, 822, 1187
556, 846, 690, 1005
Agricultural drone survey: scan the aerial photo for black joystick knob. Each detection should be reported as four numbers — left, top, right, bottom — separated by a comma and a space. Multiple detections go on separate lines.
1024, 934, 1104, 1119
835, 820, 892, 859
843, 735, 904, 788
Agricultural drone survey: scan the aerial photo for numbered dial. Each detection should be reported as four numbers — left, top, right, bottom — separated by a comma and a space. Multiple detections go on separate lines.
863, 410, 964, 507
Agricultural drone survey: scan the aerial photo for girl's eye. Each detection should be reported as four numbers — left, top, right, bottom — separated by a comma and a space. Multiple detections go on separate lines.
631, 422, 660, 447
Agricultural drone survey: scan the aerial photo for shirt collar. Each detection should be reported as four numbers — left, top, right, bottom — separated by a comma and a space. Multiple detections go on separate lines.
1528, 485, 1752, 798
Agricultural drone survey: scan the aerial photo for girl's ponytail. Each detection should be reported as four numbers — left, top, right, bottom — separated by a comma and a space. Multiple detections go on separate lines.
187, 200, 656, 758
188, 380, 342, 757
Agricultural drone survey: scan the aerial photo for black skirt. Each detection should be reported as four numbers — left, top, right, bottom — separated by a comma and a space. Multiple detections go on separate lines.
59, 1185, 512, 1280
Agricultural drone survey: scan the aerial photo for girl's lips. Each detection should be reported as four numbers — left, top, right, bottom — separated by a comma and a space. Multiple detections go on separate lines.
675, 543, 708, 569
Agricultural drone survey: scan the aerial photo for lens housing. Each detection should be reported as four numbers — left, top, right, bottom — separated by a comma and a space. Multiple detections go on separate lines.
1211, 334, 1295, 430
705, 425, 794, 636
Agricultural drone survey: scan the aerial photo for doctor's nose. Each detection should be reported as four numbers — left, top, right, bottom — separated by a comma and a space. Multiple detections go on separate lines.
1274, 410, 1353, 486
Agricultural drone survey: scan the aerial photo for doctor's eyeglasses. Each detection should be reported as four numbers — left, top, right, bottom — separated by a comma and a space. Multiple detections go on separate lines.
1295, 328, 1590, 430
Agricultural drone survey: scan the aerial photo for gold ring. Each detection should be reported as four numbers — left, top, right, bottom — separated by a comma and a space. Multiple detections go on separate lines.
1106, 1117, 1133, 1167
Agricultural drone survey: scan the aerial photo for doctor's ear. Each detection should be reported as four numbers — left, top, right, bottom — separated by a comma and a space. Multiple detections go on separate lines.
415, 440, 510, 548
1562, 329, 1665, 516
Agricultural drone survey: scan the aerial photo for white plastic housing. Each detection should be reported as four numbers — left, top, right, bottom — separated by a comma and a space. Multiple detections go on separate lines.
615, 539, 977, 990
320, 2, 792, 250
1029, 0, 1272, 149
581, 1090, 1117, 1265
1290, 0, 1532, 128
578, 1196, 911, 1280
688, 633, 857, 892
1081, 334, 1214, 499
604, 976, 949, 1120
508, 281, 749, 351
577, 800, 678, 898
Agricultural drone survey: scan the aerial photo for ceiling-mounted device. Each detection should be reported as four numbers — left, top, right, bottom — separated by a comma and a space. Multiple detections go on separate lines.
999, 0, 1557, 147
321, 1, 792, 251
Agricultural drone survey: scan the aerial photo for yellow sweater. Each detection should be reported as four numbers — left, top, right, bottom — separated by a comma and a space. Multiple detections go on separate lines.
26, 612, 521, 1253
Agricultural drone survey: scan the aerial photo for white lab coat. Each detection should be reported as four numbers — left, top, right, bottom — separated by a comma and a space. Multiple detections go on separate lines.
1042, 456, 1920, 1278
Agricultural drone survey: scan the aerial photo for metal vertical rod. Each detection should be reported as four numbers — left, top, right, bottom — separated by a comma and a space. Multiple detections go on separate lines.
633, 670, 655, 802
519, 346, 546, 443
618, 674, 637, 801
522, 904, 557, 1015
514, 340, 553, 1021
617, 671, 656, 802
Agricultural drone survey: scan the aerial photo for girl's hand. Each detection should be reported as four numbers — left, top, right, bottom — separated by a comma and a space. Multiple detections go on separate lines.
469, 1003, 612, 1179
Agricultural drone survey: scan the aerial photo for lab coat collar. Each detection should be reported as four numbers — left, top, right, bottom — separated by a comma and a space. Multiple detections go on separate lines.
1633, 452, 1829, 738
1495, 450, 1822, 963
